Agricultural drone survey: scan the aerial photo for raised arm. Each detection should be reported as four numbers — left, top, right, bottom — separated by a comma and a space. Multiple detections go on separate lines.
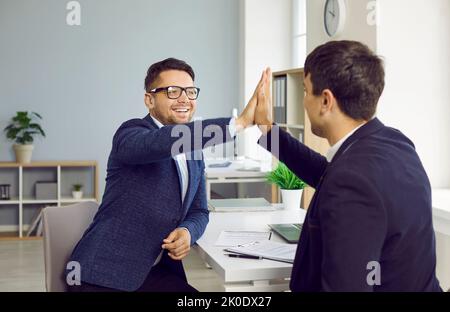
259, 127, 328, 188
111, 117, 232, 165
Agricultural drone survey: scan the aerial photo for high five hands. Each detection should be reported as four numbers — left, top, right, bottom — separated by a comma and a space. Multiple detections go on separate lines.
235, 67, 273, 134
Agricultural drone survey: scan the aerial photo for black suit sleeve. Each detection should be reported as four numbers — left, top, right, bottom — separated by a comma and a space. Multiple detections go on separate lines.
318, 167, 387, 291
258, 126, 328, 188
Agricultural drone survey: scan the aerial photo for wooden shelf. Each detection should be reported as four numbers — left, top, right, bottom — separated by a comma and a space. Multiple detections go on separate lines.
278, 124, 305, 129
22, 198, 59, 204
60, 197, 97, 203
272, 68, 304, 76
0, 161, 97, 168
0, 197, 20, 204
0, 160, 99, 237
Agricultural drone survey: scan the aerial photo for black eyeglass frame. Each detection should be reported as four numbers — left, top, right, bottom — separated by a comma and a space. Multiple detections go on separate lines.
147, 86, 200, 100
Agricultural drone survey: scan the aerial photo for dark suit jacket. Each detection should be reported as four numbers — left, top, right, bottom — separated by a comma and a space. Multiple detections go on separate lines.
260, 118, 441, 291
68, 115, 232, 291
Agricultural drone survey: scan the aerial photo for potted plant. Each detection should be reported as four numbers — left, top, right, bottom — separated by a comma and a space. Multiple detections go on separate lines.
72, 184, 83, 200
4, 111, 46, 163
266, 162, 307, 210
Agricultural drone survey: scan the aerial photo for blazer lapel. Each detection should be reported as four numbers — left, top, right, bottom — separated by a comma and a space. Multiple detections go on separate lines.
181, 158, 194, 216
143, 114, 158, 129
307, 118, 384, 215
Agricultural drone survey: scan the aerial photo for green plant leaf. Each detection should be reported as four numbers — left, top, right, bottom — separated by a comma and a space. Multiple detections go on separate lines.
4, 111, 45, 143
29, 123, 46, 137
265, 162, 307, 190
32, 112, 42, 119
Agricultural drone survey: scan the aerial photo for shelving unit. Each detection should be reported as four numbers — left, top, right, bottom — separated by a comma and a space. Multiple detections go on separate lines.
0, 161, 98, 237
272, 68, 329, 208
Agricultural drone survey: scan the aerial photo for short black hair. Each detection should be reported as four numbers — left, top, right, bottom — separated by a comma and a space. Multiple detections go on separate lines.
144, 58, 195, 92
304, 40, 385, 120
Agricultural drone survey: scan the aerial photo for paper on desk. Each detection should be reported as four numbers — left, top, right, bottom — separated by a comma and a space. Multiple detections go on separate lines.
224, 241, 297, 263
214, 230, 271, 247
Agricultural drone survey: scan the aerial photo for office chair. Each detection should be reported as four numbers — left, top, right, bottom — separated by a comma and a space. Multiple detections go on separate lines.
42, 201, 99, 292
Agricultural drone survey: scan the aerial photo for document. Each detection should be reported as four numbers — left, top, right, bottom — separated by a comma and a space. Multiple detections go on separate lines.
214, 230, 271, 247
224, 241, 297, 263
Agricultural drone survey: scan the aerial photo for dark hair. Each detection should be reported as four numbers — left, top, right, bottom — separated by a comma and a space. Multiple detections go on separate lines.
304, 40, 385, 120
144, 58, 195, 92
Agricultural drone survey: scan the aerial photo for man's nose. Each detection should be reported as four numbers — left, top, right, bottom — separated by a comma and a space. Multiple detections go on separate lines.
178, 90, 190, 102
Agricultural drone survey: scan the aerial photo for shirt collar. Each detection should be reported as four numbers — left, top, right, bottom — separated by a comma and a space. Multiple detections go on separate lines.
150, 115, 164, 129
326, 123, 365, 162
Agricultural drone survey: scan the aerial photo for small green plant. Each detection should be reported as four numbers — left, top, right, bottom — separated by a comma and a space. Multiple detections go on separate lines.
4, 111, 46, 144
266, 162, 307, 190
73, 184, 83, 192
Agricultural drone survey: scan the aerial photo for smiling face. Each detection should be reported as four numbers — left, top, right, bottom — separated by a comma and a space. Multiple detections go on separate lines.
144, 70, 197, 125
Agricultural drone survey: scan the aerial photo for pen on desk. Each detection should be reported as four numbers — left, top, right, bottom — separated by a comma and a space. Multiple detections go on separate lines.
268, 231, 272, 240
225, 253, 263, 260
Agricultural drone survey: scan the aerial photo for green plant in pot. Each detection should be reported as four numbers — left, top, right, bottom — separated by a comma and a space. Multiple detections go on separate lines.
266, 162, 307, 210
4, 111, 45, 163
72, 184, 83, 200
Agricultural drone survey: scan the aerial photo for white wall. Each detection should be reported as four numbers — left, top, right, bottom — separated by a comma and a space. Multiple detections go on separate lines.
240, 0, 292, 160
306, 0, 450, 188
377, 0, 450, 188
0, 0, 240, 225
306, 0, 377, 54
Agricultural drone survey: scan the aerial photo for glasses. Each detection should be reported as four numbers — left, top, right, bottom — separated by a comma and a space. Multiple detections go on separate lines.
148, 86, 200, 100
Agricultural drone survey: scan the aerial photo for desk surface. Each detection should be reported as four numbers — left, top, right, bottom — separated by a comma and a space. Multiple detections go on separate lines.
194, 209, 306, 284
205, 159, 268, 179
432, 189, 450, 236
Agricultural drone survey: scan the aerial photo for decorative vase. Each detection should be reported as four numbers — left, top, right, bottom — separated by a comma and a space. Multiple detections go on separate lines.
13, 144, 34, 164
72, 191, 83, 200
281, 189, 303, 210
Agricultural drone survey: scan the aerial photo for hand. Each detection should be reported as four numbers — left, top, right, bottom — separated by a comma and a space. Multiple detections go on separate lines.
235, 69, 266, 131
161, 228, 191, 261
255, 68, 273, 134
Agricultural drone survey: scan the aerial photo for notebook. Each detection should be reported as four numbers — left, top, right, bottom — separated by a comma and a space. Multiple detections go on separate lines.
268, 223, 303, 243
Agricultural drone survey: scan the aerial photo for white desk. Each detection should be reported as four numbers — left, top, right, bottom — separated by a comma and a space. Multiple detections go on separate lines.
205, 159, 269, 200
193, 208, 306, 292
432, 189, 450, 236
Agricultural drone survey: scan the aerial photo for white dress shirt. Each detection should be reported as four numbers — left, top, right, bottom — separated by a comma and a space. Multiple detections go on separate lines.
326, 124, 365, 162
150, 116, 188, 203
150, 115, 190, 266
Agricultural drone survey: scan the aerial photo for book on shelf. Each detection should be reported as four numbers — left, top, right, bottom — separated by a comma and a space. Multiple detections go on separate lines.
273, 76, 287, 124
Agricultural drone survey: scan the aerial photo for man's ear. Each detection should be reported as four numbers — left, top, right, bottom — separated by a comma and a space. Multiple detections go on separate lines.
144, 93, 155, 110
320, 89, 334, 115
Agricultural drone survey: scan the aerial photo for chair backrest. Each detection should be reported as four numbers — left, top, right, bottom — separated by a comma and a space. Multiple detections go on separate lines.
42, 201, 99, 292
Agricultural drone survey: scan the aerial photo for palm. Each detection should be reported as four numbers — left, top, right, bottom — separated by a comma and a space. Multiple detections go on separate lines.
255, 68, 272, 126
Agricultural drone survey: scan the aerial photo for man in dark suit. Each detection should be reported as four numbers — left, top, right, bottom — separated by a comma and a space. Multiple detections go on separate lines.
66, 58, 261, 292
255, 41, 442, 291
